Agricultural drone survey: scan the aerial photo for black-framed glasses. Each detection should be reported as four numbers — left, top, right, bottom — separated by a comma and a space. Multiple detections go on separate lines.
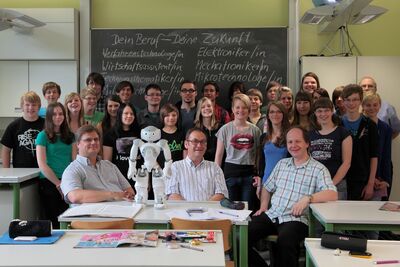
186, 139, 207, 146
181, 89, 196, 94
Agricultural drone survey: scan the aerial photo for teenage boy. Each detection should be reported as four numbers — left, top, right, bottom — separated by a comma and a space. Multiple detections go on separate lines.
137, 83, 163, 129
341, 84, 378, 200
176, 80, 197, 135
202, 81, 230, 124
359, 76, 400, 139
86, 72, 106, 113
38, 82, 61, 118
81, 87, 104, 126
247, 88, 266, 132
1, 91, 44, 168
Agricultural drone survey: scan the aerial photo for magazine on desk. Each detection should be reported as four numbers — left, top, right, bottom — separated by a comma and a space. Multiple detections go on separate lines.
60, 202, 143, 219
74, 230, 159, 248
379, 202, 400, 212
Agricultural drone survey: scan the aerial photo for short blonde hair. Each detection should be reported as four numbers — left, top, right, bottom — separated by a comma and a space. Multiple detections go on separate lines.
362, 92, 381, 106
232, 93, 251, 110
20, 91, 41, 108
80, 87, 97, 99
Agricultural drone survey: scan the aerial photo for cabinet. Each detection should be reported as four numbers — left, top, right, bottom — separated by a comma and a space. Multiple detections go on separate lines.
0, 61, 78, 117
0, 8, 79, 117
0, 8, 78, 60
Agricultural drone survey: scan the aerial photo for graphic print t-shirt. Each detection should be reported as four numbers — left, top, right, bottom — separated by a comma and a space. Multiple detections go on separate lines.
1, 117, 44, 167
216, 121, 261, 165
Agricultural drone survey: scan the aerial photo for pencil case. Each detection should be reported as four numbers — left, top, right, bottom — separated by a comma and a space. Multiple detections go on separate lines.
9, 219, 52, 238
321, 231, 367, 252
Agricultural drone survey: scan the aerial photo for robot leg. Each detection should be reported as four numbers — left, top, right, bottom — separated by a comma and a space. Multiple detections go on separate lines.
134, 167, 149, 204
152, 168, 166, 209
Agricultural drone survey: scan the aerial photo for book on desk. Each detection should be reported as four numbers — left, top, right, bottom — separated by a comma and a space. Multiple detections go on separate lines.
59, 203, 143, 219
74, 230, 159, 248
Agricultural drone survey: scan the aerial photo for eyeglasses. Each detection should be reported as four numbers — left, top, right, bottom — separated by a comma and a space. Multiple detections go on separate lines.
186, 139, 207, 146
81, 137, 100, 143
181, 89, 196, 94
84, 97, 97, 101
146, 93, 162, 97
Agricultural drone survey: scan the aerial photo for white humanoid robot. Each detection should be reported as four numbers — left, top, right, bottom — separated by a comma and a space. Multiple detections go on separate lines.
127, 126, 172, 209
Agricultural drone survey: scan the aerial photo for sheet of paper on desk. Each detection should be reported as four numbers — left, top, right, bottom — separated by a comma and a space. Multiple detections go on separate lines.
166, 208, 251, 221
379, 202, 400, 212
60, 203, 143, 218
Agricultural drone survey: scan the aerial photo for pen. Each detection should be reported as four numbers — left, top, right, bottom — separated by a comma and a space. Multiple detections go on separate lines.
218, 211, 239, 217
374, 260, 400, 265
180, 244, 204, 252
186, 210, 192, 217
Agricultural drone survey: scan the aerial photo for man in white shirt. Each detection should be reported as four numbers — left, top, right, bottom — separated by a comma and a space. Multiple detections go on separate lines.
166, 128, 229, 201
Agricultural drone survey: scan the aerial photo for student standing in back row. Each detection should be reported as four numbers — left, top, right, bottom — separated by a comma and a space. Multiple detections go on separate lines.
38, 82, 61, 118
341, 84, 378, 200
176, 80, 197, 135
215, 94, 261, 210
1, 91, 44, 168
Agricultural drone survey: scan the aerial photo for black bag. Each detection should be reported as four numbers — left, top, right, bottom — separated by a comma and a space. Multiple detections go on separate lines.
321, 231, 367, 252
220, 197, 245, 210
9, 220, 52, 238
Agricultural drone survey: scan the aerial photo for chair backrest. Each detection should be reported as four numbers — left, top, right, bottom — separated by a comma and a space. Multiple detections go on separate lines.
70, 219, 135, 229
170, 218, 232, 252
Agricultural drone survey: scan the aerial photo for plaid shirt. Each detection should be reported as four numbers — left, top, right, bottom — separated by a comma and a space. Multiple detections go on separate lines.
96, 95, 105, 113
265, 157, 336, 225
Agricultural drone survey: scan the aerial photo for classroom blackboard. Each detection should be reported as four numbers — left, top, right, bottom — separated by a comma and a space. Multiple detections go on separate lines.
91, 28, 287, 110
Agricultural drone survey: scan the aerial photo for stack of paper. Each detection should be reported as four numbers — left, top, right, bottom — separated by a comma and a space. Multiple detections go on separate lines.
166, 208, 251, 222
60, 203, 143, 219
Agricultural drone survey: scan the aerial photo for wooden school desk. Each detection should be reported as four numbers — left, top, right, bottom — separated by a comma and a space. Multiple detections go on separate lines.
305, 238, 400, 267
309, 201, 400, 237
0, 230, 225, 267
59, 200, 249, 267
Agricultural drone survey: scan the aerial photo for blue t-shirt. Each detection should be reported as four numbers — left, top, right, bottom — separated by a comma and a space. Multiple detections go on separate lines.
35, 131, 74, 179
342, 115, 362, 137
262, 141, 288, 184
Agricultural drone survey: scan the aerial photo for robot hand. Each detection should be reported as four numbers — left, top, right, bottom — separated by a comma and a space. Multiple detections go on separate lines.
163, 160, 172, 178
127, 159, 137, 180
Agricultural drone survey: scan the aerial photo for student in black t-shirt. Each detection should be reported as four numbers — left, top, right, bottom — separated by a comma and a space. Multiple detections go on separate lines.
159, 103, 185, 165
103, 103, 140, 188
309, 97, 352, 200
1, 91, 44, 168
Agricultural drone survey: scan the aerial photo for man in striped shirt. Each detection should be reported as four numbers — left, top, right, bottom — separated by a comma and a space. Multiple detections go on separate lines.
166, 128, 228, 201
248, 126, 337, 267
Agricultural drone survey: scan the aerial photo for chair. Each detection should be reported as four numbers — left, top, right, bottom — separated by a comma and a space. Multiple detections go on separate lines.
170, 218, 234, 267
70, 219, 135, 229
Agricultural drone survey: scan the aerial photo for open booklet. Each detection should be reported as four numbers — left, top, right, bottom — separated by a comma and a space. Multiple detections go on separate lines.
60, 202, 143, 219
379, 202, 400, 212
74, 230, 159, 248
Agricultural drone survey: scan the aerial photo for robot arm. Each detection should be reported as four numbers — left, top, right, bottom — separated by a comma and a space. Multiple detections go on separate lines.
158, 139, 172, 177
127, 139, 143, 180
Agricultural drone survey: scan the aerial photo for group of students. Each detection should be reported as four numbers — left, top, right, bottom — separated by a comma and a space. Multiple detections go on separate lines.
1, 70, 398, 266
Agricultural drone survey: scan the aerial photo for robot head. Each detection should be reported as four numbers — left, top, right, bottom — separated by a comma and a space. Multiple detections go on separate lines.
140, 126, 161, 142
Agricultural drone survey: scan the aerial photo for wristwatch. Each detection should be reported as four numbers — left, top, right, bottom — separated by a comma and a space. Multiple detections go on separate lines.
306, 194, 314, 204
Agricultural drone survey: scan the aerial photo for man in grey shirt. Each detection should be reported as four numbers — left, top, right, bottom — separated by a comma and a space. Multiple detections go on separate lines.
61, 125, 135, 204
166, 128, 229, 201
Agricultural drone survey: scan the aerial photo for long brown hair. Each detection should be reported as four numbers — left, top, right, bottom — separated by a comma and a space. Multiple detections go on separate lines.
263, 101, 290, 147
44, 102, 74, 144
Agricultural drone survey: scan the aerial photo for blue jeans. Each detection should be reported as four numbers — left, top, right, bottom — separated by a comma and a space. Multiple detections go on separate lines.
225, 175, 256, 210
